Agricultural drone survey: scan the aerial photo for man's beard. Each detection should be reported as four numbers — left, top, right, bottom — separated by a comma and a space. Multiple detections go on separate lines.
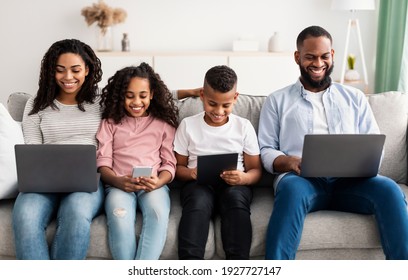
299, 63, 334, 90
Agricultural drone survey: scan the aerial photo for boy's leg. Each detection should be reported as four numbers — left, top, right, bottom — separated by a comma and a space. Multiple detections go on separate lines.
178, 182, 215, 259
136, 185, 170, 260
219, 185, 253, 259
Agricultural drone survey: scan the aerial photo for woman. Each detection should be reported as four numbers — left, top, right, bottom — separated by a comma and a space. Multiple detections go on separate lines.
12, 39, 104, 259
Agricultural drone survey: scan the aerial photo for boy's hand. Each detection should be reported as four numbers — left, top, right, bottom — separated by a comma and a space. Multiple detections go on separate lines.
220, 170, 247, 186
191, 167, 197, 180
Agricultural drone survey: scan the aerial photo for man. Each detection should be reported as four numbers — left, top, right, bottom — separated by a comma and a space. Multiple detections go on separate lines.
258, 25, 408, 260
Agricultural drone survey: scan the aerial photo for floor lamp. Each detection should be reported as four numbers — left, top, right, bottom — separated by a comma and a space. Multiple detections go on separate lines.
331, 0, 375, 92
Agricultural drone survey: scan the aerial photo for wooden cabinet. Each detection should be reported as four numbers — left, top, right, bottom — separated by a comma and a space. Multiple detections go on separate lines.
96, 51, 299, 95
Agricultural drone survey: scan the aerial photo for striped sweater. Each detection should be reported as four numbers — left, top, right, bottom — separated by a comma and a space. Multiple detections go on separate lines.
22, 96, 102, 146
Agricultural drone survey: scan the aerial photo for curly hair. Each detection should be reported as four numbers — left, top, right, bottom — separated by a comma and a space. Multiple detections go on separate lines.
100, 63, 179, 128
204, 65, 237, 93
29, 39, 102, 115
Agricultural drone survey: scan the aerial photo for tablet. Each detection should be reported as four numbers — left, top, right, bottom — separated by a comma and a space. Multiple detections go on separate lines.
197, 153, 238, 185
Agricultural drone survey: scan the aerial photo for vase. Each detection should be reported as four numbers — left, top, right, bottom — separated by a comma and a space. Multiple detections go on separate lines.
344, 69, 360, 81
268, 32, 283, 52
97, 26, 113, 52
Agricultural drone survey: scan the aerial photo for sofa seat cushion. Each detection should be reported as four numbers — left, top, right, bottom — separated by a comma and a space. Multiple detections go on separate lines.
0, 199, 16, 259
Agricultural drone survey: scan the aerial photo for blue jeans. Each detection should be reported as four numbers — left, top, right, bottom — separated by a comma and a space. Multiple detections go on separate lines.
104, 185, 170, 260
265, 173, 408, 260
12, 181, 104, 260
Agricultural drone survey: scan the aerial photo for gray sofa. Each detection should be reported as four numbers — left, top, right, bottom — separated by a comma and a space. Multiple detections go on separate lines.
1, 90, 407, 260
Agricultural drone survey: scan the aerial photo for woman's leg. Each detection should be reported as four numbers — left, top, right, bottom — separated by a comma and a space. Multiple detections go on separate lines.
136, 186, 170, 260
218, 185, 253, 259
178, 182, 215, 260
51, 182, 104, 259
12, 192, 58, 259
104, 186, 137, 260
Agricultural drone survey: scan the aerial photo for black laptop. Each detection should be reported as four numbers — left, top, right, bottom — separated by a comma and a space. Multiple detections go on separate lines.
14, 144, 99, 193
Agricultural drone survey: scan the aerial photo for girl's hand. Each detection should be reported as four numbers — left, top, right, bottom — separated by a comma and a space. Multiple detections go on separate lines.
138, 175, 161, 192
115, 175, 148, 192
220, 170, 247, 186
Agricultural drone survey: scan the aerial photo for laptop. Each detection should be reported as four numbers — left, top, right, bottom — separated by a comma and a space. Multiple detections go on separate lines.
197, 153, 238, 185
14, 144, 99, 193
300, 134, 386, 178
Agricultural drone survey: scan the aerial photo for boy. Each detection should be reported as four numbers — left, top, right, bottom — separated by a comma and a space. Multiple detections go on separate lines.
174, 65, 262, 260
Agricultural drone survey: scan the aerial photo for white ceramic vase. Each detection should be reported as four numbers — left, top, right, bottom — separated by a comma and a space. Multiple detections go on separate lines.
345, 69, 360, 81
268, 32, 283, 52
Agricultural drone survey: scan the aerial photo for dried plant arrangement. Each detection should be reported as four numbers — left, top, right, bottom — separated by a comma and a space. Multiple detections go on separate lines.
81, 0, 127, 34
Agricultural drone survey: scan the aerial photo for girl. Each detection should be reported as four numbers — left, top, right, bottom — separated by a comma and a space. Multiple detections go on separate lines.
12, 39, 104, 259
96, 63, 178, 260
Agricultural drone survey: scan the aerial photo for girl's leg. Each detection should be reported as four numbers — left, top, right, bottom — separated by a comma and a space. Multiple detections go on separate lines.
104, 186, 137, 260
135, 186, 170, 260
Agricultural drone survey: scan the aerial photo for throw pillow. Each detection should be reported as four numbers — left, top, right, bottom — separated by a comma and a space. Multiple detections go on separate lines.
0, 103, 24, 199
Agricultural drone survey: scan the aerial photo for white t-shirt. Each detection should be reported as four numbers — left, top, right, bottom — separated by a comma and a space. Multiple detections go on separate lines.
305, 89, 329, 134
174, 112, 260, 171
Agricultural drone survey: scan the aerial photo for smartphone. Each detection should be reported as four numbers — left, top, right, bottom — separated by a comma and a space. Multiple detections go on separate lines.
132, 166, 153, 178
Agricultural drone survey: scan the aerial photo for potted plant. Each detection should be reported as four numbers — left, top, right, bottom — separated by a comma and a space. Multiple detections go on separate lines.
344, 54, 360, 81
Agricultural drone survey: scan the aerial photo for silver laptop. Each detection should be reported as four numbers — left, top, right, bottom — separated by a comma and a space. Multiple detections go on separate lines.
197, 153, 238, 185
300, 134, 386, 178
15, 144, 99, 193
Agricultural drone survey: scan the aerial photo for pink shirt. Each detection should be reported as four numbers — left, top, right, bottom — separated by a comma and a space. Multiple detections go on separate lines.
96, 115, 176, 180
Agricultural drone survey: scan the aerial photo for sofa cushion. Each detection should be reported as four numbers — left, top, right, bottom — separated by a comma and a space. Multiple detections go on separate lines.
0, 104, 24, 199
176, 94, 266, 132
7, 92, 31, 122
368, 92, 408, 184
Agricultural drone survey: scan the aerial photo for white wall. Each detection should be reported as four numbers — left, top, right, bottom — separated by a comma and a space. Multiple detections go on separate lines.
0, 0, 378, 106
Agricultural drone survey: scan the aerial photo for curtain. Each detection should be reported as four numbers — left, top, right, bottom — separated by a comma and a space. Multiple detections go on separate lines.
375, 0, 408, 93
398, 6, 408, 92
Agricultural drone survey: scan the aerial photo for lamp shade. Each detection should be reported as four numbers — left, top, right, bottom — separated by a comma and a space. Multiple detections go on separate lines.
331, 0, 375, 11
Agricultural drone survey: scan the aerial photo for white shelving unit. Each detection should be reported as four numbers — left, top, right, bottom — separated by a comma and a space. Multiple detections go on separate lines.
96, 51, 299, 96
